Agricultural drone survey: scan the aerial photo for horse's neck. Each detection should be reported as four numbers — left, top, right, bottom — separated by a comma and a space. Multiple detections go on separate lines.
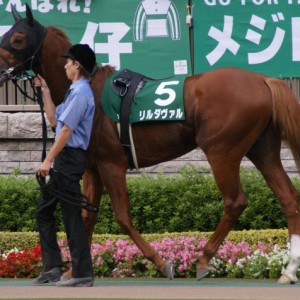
37, 27, 71, 105
37, 27, 116, 105
91, 65, 115, 100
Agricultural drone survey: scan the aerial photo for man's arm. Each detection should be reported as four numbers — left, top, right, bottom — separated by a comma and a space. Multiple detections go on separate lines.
38, 125, 72, 177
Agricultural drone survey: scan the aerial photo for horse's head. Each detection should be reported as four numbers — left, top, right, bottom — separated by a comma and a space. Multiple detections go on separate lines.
0, 4, 46, 86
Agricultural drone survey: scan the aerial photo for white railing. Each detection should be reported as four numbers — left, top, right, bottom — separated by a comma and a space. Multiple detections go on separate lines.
0, 80, 38, 111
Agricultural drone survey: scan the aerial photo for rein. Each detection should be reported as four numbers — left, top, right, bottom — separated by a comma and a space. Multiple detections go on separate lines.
14, 74, 97, 212
10, 74, 96, 211
7, 71, 48, 161
36, 169, 99, 213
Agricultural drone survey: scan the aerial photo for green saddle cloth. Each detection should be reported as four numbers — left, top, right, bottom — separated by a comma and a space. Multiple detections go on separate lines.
101, 71, 186, 123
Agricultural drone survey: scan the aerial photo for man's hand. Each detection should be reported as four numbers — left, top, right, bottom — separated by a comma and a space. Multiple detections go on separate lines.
34, 74, 49, 94
38, 158, 52, 177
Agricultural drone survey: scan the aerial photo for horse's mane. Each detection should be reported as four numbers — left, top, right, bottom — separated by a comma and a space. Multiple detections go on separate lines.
47, 26, 70, 42
99, 65, 115, 77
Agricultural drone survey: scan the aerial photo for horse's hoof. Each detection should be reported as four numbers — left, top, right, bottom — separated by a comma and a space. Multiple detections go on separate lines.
196, 267, 214, 281
278, 272, 297, 284
60, 269, 72, 282
162, 260, 174, 280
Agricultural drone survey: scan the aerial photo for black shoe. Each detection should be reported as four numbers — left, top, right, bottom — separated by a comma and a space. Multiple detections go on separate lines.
32, 267, 61, 284
56, 277, 94, 287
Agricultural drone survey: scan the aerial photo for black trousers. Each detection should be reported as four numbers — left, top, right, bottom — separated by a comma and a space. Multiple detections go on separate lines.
36, 147, 93, 278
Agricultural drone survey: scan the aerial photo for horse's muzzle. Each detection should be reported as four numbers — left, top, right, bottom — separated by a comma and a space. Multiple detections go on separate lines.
0, 73, 8, 86
0, 67, 16, 86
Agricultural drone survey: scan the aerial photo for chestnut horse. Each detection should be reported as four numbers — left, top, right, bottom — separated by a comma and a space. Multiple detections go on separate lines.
1, 5, 300, 283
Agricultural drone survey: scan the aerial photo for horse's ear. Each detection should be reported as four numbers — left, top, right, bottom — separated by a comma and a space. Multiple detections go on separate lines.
10, 4, 22, 22
25, 3, 34, 26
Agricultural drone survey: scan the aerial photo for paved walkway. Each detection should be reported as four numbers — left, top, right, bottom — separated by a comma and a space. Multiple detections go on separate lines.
0, 278, 300, 299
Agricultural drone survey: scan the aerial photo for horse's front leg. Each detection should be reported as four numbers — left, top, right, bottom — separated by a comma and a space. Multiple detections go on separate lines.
100, 163, 174, 279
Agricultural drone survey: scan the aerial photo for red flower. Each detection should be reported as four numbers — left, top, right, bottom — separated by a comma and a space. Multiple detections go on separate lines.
0, 244, 42, 278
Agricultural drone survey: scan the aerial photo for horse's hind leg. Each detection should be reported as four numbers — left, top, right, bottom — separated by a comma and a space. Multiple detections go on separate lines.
247, 126, 300, 284
81, 168, 103, 243
99, 163, 174, 279
197, 154, 248, 279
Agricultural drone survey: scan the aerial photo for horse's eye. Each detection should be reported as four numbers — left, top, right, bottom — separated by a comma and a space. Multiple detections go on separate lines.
10, 33, 26, 50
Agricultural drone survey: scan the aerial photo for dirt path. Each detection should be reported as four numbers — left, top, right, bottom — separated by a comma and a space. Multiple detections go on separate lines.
0, 278, 299, 299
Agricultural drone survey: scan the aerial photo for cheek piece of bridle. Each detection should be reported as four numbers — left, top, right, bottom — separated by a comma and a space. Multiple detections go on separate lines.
0, 13, 98, 213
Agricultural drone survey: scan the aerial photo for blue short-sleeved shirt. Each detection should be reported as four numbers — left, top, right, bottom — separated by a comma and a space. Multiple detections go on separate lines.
55, 78, 95, 150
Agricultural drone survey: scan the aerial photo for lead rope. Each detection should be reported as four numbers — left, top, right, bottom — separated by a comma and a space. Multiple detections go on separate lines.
11, 73, 48, 162
35, 85, 47, 162
33, 83, 98, 213
9, 73, 98, 212
9, 73, 47, 163
36, 169, 99, 213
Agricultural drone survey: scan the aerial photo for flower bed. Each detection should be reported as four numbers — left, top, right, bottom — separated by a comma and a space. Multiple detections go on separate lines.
0, 236, 297, 279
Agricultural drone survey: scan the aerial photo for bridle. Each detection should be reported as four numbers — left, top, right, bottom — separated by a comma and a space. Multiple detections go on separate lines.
0, 18, 47, 82
0, 18, 47, 102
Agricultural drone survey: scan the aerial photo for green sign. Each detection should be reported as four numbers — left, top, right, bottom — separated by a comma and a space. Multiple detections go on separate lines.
193, 0, 300, 78
2, 1, 299, 78
0, 0, 192, 78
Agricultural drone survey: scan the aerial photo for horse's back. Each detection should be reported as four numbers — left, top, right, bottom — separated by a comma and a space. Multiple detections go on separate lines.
185, 67, 270, 103
185, 67, 273, 116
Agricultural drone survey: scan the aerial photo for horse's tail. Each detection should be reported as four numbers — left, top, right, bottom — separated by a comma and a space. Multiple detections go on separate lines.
265, 77, 300, 171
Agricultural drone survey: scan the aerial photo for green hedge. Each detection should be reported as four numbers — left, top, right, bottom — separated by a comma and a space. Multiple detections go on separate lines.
0, 229, 289, 252
95, 166, 299, 234
0, 166, 299, 234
